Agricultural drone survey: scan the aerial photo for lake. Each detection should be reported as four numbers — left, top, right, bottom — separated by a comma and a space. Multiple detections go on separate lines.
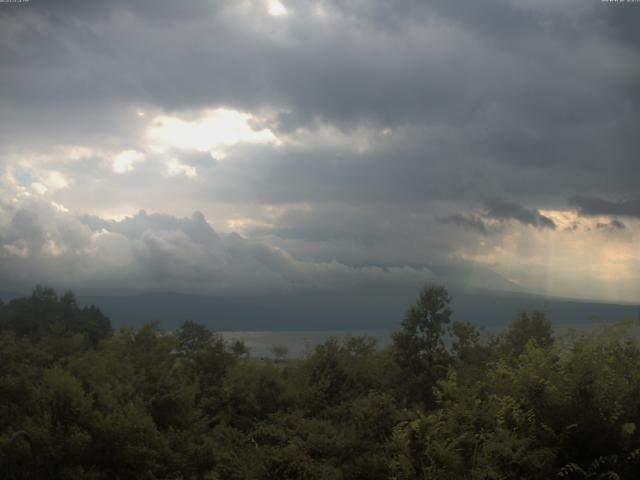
220, 322, 635, 358
219, 330, 393, 358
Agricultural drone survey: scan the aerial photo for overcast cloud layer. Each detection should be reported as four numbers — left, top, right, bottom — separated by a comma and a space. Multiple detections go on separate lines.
1, 0, 639, 302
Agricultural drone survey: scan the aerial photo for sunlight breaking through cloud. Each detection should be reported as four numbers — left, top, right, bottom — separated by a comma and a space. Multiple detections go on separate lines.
267, 0, 288, 16
147, 109, 278, 157
112, 150, 145, 174
1, 0, 639, 305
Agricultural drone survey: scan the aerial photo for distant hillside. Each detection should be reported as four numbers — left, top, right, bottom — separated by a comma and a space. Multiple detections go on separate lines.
69, 289, 640, 331
2, 287, 637, 331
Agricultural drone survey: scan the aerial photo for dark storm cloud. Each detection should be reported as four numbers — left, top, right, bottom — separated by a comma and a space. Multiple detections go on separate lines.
1, 0, 640, 301
438, 214, 490, 235
570, 196, 640, 219
2, 0, 637, 208
2, 0, 638, 182
3, 0, 637, 135
244, 203, 495, 274
4, 210, 47, 254
596, 218, 626, 233
483, 198, 556, 229
0, 200, 440, 295
80, 210, 220, 245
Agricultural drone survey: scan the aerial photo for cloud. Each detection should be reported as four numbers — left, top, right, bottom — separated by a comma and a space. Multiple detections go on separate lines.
0, 199, 439, 295
241, 202, 496, 270
570, 195, 640, 219
112, 150, 145, 174
147, 109, 277, 154
4, 209, 47, 255
438, 213, 490, 235
1, 0, 639, 303
483, 198, 556, 229
267, 0, 289, 17
596, 218, 626, 233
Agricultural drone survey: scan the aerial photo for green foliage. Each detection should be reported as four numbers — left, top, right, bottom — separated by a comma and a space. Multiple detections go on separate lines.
0, 286, 112, 347
501, 309, 554, 357
176, 319, 215, 352
392, 285, 453, 406
2, 285, 640, 479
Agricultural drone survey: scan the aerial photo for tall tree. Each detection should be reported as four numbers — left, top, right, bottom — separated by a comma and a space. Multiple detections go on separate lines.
502, 309, 554, 356
392, 285, 453, 407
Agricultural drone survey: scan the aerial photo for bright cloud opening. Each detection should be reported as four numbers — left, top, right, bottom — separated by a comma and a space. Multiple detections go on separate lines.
166, 158, 197, 178
31, 182, 48, 195
112, 150, 145, 174
452, 211, 640, 302
44, 171, 70, 191
267, 0, 288, 16
147, 108, 278, 156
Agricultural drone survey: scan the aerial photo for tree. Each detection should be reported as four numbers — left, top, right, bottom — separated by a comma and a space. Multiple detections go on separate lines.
392, 285, 453, 406
270, 345, 289, 363
449, 320, 494, 383
0, 286, 112, 346
502, 309, 554, 357
176, 320, 213, 353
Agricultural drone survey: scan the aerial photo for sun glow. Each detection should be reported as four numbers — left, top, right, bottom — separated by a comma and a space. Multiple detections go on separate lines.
147, 108, 278, 157
166, 158, 197, 178
267, 0, 288, 16
112, 150, 145, 174
452, 210, 640, 302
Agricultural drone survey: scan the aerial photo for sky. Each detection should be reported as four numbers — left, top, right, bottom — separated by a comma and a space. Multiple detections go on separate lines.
1, 0, 639, 303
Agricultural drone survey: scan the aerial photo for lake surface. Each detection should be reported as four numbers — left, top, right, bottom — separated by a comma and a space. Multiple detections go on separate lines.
219, 330, 393, 358
220, 322, 635, 358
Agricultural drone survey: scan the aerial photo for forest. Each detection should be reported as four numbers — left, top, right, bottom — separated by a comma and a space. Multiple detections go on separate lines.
1, 285, 640, 479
